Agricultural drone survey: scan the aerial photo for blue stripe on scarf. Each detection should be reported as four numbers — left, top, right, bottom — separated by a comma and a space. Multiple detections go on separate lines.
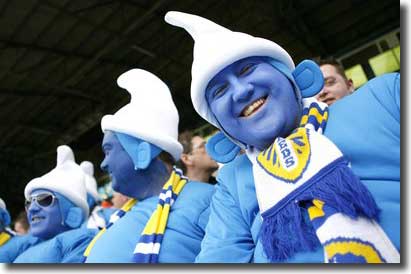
323, 237, 387, 263
260, 157, 380, 262
138, 234, 164, 244
132, 168, 187, 263
132, 253, 159, 263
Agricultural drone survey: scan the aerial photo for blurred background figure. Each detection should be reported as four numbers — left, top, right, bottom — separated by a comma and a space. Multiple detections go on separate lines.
1, 198, 15, 239
178, 130, 219, 184
111, 191, 130, 209
13, 211, 29, 235
314, 57, 354, 106
98, 182, 114, 208
81, 161, 116, 230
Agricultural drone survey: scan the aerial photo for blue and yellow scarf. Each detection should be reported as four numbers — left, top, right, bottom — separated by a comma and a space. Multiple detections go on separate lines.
0, 230, 13, 247
83, 167, 187, 263
248, 99, 399, 263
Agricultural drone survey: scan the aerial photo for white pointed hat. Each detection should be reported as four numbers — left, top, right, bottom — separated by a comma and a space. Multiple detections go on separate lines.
24, 145, 89, 218
80, 161, 99, 202
0, 198, 6, 211
165, 11, 295, 128
101, 69, 183, 161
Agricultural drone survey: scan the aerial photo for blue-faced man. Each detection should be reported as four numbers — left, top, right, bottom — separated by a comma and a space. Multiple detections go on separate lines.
4, 145, 96, 263
83, 68, 214, 263
165, 11, 400, 263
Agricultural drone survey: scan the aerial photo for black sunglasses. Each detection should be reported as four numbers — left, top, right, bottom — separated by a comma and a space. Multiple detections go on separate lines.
25, 193, 57, 209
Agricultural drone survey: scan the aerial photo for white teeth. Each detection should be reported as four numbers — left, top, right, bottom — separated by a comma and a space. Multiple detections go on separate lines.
31, 216, 43, 223
242, 98, 265, 117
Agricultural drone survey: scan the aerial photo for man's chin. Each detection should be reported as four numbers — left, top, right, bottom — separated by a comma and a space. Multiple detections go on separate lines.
30, 229, 47, 239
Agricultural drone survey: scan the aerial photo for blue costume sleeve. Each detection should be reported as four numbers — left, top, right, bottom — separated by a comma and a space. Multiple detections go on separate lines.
59, 228, 97, 263
367, 73, 400, 122
325, 72, 401, 252
195, 161, 255, 263
13, 228, 96, 263
0, 235, 42, 263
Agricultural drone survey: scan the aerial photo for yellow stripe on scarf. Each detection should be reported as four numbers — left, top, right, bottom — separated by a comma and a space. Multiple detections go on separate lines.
325, 240, 385, 263
83, 198, 137, 258
300, 106, 328, 126
122, 198, 138, 212
0, 231, 11, 246
308, 199, 325, 221
142, 171, 186, 235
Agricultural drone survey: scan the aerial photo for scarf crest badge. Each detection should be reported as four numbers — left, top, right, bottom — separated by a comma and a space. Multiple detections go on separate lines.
250, 98, 399, 263
257, 127, 311, 183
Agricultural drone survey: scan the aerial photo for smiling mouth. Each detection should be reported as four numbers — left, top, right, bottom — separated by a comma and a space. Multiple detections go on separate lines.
31, 216, 45, 223
240, 96, 267, 117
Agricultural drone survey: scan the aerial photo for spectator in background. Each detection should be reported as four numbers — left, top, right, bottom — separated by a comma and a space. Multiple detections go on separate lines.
81, 161, 116, 231
13, 211, 29, 235
314, 57, 354, 106
98, 182, 114, 208
111, 191, 130, 209
178, 131, 219, 184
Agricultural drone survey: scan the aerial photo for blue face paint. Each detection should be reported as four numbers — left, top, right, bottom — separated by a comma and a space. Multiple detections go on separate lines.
206, 56, 301, 150
100, 131, 169, 199
26, 189, 74, 239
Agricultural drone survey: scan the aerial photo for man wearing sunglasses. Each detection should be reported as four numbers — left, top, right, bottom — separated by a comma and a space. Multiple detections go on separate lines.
3, 145, 96, 263
83, 69, 214, 263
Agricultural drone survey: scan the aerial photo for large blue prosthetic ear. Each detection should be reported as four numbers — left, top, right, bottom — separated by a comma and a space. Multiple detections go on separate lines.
292, 60, 324, 98
55, 193, 84, 229
65, 207, 83, 229
133, 142, 152, 170
206, 131, 241, 164
115, 132, 162, 170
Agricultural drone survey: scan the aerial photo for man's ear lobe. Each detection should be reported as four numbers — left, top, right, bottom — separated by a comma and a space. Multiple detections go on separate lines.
292, 60, 324, 98
65, 207, 83, 229
134, 142, 152, 170
348, 79, 355, 93
180, 154, 191, 166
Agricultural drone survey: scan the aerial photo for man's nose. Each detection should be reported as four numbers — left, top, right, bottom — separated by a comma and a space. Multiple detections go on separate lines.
28, 200, 40, 212
316, 88, 329, 99
100, 158, 108, 172
231, 78, 253, 103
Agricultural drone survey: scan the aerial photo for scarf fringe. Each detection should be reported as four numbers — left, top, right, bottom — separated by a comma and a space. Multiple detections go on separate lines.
260, 162, 380, 262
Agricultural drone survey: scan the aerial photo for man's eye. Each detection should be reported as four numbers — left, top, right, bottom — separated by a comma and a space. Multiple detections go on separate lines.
103, 147, 110, 156
325, 78, 336, 86
239, 63, 256, 76
214, 84, 228, 97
